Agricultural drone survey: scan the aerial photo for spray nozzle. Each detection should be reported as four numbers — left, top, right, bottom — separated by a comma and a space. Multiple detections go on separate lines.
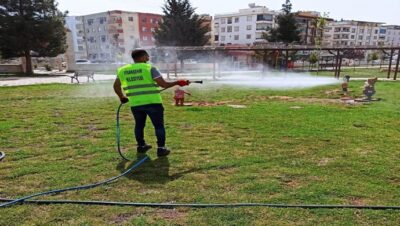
190, 80, 203, 84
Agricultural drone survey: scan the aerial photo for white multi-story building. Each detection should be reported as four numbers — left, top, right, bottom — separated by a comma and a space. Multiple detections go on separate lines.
213, 3, 279, 46
378, 25, 400, 47
65, 17, 88, 61
322, 20, 384, 47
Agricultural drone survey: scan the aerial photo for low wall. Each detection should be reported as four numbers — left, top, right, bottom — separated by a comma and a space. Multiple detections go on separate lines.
153, 63, 214, 71
0, 64, 24, 73
69, 63, 214, 73
70, 64, 122, 73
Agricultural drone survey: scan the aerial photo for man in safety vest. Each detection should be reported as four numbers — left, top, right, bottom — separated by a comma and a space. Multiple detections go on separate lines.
113, 49, 189, 157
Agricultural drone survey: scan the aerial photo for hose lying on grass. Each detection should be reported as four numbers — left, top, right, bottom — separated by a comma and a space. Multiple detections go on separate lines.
0, 156, 149, 208
0, 198, 400, 210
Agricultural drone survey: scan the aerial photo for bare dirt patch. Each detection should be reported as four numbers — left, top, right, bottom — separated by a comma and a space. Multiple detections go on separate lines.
260, 95, 363, 105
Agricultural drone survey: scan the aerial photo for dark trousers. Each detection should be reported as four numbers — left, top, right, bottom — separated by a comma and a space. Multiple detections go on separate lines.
131, 104, 165, 147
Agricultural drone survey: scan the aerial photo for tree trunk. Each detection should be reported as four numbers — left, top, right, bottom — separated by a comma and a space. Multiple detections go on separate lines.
24, 50, 33, 75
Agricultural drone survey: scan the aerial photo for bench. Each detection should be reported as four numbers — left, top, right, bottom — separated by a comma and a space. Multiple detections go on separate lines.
69, 71, 95, 83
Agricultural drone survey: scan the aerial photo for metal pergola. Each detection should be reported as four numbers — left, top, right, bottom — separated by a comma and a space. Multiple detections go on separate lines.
149, 45, 400, 80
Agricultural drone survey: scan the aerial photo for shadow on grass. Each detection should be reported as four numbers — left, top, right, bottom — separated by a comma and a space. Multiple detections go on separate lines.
116, 154, 200, 184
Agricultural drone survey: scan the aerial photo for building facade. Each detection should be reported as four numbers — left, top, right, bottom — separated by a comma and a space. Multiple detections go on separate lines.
322, 20, 384, 47
65, 16, 88, 61
138, 13, 163, 47
379, 25, 400, 46
295, 11, 333, 45
213, 4, 279, 46
66, 11, 161, 63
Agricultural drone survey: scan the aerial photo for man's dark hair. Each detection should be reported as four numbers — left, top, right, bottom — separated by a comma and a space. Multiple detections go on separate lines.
131, 49, 148, 61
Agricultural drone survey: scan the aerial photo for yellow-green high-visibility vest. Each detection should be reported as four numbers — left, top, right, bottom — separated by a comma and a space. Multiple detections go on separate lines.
117, 63, 162, 107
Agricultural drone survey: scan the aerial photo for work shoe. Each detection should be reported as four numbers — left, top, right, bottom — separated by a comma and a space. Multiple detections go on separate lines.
137, 144, 152, 153
157, 147, 171, 157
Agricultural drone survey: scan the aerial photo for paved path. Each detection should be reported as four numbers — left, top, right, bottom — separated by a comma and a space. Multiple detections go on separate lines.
0, 73, 116, 87
0, 70, 397, 87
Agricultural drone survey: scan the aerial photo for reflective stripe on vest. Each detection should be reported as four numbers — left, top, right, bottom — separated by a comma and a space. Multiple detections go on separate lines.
117, 63, 162, 107
123, 84, 158, 90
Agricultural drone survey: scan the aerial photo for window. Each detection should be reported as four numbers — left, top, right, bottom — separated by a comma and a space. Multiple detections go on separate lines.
246, 34, 251, 39
246, 25, 252, 30
142, 18, 147, 23
221, 36, 225, 41
342, 27, 350, 32
128, 17, 133, 22
256, 14, 273, 21
360, 29, 364, 33
234, 35, 239, 40
221, 18, 226, 24
78, 46, 84, 51
142, 27, 147, 32
234, 26, 239, 32
214, 35, 219, 41
87, 19, 94, 25
99, 17, 106, 24
221, 27, 226, 33
227, 26, 232, 32
227, 17, 232, 24
101, 35, 106, 42
143, 36, 148, 41
358, 35, 363, 40
351, 35, 355, 39
334, 28, 340, 32
351, 28, 356, 33
246, 15, 252, 22
151, 28, 155, 32
234, 17, 239, 23
256, 23, 271, 31
341, 34, 349, 39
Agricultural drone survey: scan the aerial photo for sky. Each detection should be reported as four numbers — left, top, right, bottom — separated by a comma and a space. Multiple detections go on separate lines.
57, 0, 400, 25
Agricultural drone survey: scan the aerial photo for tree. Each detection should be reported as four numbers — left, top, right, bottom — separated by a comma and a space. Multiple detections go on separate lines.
265, 0, 300, 44
0, 0, 67, 75
154, 0, 209, 46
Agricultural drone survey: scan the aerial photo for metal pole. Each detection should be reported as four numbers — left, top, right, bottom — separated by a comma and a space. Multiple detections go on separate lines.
387, 48, 394, 79
213, 49, 216, 80
338, 56, 343, 78
394, 49, 400, 80
285, 50, 289, 71
334, 50, 340, 78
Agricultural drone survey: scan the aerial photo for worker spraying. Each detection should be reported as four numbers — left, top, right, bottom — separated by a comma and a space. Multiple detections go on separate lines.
113, 49, 190, 157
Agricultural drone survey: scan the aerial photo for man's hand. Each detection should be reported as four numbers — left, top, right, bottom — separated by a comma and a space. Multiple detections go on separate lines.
120, 96, 129, 104
177, 80, 190, 87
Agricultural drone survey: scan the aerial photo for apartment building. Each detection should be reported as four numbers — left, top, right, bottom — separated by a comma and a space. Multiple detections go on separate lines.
322, 20, 384, 47
213, 3, 279, 46
200, 14, 213, 45
66, 11, 161, 63
378, 25, 400, 46
65, 16, 88, 60
295, 11, 333, 45
138, 13, 162, 46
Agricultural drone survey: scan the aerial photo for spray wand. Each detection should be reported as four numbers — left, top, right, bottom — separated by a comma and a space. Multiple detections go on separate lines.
160, 80, 203, 92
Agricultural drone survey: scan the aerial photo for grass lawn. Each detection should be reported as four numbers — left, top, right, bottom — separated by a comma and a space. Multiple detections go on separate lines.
0, 80, 400, 225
